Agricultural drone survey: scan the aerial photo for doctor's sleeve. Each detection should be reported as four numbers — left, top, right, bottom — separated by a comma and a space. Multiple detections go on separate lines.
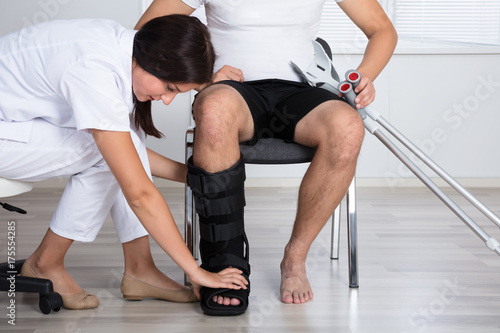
59, 57, 132, 133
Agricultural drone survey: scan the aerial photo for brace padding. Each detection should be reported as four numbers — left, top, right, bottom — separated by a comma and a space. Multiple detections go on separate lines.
187, 157, 249, 272
187, 156, 246, 195
199, 212, 244, 243
187, 156, 246, 218
206, 252, 250, 273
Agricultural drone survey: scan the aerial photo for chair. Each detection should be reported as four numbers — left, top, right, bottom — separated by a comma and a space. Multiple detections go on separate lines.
0, 178, 63, 314
184, 128, 359, 288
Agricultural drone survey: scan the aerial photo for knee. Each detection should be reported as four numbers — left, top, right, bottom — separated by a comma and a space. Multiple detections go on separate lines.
321, 105, 365, 163
192, 86, 236, 143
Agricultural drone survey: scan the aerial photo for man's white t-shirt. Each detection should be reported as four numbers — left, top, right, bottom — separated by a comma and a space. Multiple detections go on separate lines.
0, 19, 136, 142
182, 0, 342, 82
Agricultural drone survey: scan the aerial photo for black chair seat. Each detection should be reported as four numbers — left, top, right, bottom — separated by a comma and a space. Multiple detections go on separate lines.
240, 138, 316, 165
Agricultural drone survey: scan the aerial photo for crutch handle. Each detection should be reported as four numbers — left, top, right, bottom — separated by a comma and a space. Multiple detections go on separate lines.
338, 81, 366, 119
345, 70, 361, 88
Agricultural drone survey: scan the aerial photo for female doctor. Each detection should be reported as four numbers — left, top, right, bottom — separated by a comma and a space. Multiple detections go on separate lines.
0, 15, 247, 310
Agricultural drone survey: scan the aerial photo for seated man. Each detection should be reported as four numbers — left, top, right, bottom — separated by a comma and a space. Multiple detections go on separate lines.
137, 0, 397, 315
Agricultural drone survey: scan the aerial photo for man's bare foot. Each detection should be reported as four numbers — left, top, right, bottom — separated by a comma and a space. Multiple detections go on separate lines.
280, 253, 313, 304
212, 294, 241, 306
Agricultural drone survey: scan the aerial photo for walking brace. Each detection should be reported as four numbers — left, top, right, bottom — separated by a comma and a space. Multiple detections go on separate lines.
187, 156, 250, 316
291, 38, 500, 255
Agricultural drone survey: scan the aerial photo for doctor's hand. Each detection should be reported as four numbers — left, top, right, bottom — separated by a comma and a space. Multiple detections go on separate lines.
212, 65, 244, 83
188, 266, 248, 300
340, 72, 375, 109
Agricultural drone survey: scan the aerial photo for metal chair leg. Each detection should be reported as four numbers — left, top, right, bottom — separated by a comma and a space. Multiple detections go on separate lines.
184, 129, 196, 286
347, 177, 359, 288
185, 181, 192, 254
330, 205, 341, 259
185, 127, 200, 261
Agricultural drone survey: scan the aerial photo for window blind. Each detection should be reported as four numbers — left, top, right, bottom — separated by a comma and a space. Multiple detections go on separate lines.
318, 1, 368, 51
394, 0, 500, 46
319, 0, 500, 50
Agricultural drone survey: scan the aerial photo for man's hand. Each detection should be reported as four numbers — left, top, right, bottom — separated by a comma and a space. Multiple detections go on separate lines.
213, 65, 244, 83
196, 65, 244, 91
339, 72, 375, 109
353, 72, 375, 109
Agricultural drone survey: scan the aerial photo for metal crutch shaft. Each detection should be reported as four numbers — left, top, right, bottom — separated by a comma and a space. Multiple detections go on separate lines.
368, 119, 500, 255
347, 69, 500, 229
375, 113, 500, 229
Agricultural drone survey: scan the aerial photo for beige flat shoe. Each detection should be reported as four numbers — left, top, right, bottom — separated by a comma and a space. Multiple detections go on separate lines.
120, 273, 198, 303
60, 290, 99, 310
20, 261, 99, 310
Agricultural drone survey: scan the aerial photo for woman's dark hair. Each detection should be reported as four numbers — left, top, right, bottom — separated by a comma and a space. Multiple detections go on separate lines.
132, 14, 216, 138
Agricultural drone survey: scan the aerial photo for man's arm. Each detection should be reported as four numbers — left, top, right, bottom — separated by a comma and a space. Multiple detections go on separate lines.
136, 0, 195, 29
338, 0, 398, 108
338, 0, 397, 81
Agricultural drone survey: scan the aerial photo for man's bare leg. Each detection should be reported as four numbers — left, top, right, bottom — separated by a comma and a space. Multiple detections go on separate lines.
191, 84, 255, 306
280, 100, 364, 304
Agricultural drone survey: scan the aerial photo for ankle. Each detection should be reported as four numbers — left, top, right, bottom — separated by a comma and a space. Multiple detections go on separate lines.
283, 239, 309, 263
124, 262, 157, 278
26, 255, 65, 274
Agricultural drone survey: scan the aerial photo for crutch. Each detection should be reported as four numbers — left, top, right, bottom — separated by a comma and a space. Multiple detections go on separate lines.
291, 39, 500, 255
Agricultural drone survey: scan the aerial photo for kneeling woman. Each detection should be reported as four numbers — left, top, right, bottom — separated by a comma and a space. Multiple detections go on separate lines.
0, 15, 247, 310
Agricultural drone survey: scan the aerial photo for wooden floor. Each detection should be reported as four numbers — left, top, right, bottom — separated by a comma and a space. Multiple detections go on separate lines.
1, 185, 500, 333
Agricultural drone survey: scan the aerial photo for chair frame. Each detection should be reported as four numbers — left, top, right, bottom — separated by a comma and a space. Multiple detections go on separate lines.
184, 127, 359, 288
0, 178, 63, 314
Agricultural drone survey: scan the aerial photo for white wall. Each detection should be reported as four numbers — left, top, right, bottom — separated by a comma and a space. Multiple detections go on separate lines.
2, 1, 499, 185
0, 0, 142, 32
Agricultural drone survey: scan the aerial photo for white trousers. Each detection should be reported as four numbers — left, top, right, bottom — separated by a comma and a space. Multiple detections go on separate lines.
0, 118, 148, 243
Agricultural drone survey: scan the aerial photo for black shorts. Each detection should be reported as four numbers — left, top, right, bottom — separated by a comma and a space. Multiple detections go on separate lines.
213, 79, 346, 142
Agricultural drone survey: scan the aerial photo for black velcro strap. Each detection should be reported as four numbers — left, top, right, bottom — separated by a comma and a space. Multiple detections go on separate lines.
187, 157, 246, 196
206, 254, 250, 274
195, 190, 246, 217
199, 219, 244, 243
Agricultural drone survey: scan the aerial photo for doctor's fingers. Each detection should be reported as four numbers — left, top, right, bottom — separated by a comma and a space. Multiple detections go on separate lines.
217, 268, 248, 286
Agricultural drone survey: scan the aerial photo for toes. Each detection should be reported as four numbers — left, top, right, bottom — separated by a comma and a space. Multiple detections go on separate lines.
292, 291, 301, 304
230, 298, 241, 306
282, 290, 313, 304
212, 295, 224, 304
281, 292, 293, 304
212, 295, 240, 306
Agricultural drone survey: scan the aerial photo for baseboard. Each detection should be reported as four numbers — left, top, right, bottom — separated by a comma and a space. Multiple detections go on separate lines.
33, 177, 500, 189
243, 177, 500, 188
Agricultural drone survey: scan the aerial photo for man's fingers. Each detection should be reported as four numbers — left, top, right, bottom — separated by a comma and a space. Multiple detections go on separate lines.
228, 68, 244, 81
213, 65, 244, 82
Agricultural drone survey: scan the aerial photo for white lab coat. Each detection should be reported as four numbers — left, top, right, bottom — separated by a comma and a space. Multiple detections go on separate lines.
0, 19, 149, 243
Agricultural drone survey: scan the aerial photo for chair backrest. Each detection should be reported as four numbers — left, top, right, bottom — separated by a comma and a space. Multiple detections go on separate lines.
0, 178, 33, 198
240, 138, 315, 165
